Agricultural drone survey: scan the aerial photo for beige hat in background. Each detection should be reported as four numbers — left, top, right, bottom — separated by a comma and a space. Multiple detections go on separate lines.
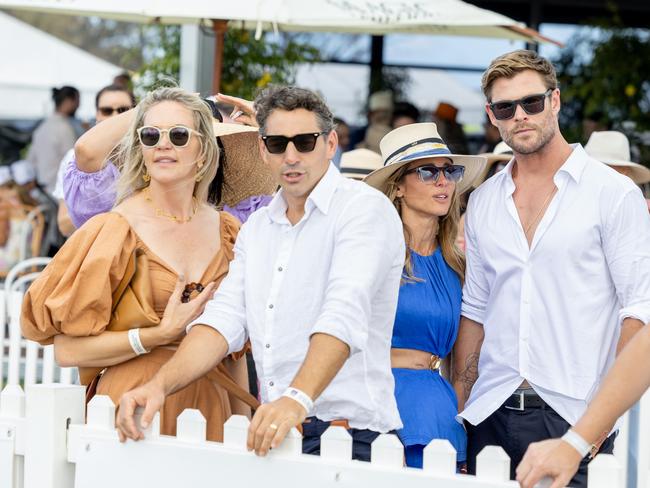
584, 131, 650, 185
368, 90, 394, 112
363, 122, 486, 195
340, 148, 383, 180
211, 121, 277, 207
477, 140, 513, 184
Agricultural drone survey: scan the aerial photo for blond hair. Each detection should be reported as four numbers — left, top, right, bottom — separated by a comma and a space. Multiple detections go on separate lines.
112, 87, 218, 205
481, 49, 558, 102
385, 166, 465, 283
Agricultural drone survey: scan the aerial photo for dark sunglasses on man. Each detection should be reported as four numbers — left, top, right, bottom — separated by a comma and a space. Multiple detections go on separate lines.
98, 106, 132, 117
261, 132, 329, 154
488, 88, 553, 120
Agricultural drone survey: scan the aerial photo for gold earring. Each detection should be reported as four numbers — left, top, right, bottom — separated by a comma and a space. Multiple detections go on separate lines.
143, 168, 151, 182
195, 173, 203, 182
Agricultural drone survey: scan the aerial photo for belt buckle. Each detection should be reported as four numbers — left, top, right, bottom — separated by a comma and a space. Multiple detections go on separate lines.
429, 354, 441, 371
505, 391, 525, 411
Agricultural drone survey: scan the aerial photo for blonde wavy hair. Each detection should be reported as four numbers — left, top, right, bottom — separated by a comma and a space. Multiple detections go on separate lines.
112, 87, 219, 205
385, 164, 465, 283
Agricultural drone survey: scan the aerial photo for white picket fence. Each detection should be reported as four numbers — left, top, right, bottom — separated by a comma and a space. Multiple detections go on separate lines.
0, 384, 632, 488
0, 258, 648, 488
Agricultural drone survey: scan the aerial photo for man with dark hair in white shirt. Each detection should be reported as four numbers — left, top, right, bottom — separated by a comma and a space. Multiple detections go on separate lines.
452, 49, 650, 487
116, 86, 405, 461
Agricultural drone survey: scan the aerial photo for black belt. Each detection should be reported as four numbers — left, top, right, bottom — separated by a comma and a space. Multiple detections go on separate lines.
503, 390, 547, 411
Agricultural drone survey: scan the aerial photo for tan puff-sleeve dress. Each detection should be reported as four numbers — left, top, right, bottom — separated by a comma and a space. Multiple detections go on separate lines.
21, 211, 248, 441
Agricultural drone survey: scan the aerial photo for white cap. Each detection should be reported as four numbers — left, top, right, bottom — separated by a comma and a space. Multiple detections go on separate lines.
0, 166, 13, 186
369, 90, 393, 112
11, 160, 36, 185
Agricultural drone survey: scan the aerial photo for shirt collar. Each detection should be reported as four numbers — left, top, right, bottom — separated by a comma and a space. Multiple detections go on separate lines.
266, 162, 341, 224
499, 143, 587, 195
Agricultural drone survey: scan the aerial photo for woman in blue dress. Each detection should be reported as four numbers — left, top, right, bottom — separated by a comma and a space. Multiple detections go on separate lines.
364, 123, 486, 469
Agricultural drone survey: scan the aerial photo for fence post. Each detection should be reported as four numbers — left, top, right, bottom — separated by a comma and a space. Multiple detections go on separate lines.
223, 414, 250, 450
588, 454, 623, 488
476, 445, 511, 482
23, 384, 85, 488
176, 409, 207, 443
0, 385, 26, 488
370, 433, 403, 468
321, 425, 352, 462
423, 439, 457, 476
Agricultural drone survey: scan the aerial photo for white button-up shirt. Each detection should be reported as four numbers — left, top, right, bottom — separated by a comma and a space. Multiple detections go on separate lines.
460, 144, 650, 426
190, 164, 405, 432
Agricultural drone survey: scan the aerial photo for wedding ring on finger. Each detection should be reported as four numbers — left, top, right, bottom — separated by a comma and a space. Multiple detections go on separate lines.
268, 423, 279, 431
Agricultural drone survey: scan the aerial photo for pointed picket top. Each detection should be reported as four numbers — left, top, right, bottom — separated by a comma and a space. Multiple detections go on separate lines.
224, 414, 251, 449
133, 407, 160, 438
423, 439, 457, 476
321, 425, 352, 462
86, 395, 115, 430
272, 427, 302, 457
588, 454, 623, 488
176, 409, 207, 443
476, 445, 510, 482
371, 433, 403, 468
0, 384, 25, 417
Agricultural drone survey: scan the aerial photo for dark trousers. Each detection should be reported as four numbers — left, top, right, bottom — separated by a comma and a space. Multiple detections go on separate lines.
466, 398, 616, 488
301, 417, 381, 462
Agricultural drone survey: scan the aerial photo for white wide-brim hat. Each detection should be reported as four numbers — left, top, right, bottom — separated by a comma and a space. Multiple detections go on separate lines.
363, 122, 486, 195
584, 130, 650, 185
340, 148, 383, 180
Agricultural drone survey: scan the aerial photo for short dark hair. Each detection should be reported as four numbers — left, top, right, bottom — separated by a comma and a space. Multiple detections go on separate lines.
392, 101, 420, 124
254, 86, 334, 135
51, 86, 79, 108
95, 84, 136, 109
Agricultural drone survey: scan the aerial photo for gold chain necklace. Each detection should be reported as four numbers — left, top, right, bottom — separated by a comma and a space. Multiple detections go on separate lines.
143, 187, 198, 224
524, 186, 557, 238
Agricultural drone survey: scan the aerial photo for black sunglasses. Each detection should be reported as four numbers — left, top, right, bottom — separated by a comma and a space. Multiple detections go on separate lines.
137, 125, 203, 148
404, 164, 465, 184
488, 88, 553, 120
98, 106, 132, 117
261, 132, 328, 154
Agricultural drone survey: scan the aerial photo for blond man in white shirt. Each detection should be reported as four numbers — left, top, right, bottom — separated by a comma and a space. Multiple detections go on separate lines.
116, 86, 405, 460
452, 50, 650, 487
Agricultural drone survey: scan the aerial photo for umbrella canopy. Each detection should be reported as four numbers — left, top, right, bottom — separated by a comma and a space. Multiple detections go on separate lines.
0, 0, 557, 44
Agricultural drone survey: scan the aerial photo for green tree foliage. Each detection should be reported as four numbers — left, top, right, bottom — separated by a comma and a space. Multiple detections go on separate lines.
554, 28, 650, 163
220, 29, 320, 99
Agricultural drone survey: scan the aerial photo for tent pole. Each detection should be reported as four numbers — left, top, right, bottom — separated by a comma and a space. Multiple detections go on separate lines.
212, 19, 228, 94
369, 35, 384, 95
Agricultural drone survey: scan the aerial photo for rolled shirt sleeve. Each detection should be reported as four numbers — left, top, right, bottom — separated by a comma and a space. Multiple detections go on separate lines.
187, 223, 249, 355
63, 159, 120, 228
602, 187, 650, 326
310, 193, 405, 354
461, 195, 490, 324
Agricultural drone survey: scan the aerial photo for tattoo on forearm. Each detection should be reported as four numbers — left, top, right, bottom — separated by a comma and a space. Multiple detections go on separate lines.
455, 353, 480, 401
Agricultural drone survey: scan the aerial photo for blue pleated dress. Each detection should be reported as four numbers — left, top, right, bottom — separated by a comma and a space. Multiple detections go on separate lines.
391, 248, 467, 467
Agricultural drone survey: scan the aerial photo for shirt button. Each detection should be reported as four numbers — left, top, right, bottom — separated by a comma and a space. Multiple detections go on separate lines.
268, 304, 274, 309
278, 266, 283, 272
269, 381, 274, 387
265, 343, 271, 349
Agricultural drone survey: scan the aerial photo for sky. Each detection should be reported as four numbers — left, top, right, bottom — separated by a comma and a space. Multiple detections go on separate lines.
295, 23, 582, 128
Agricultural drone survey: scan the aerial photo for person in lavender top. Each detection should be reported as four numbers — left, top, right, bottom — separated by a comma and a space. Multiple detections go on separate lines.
67, 95, 276, 229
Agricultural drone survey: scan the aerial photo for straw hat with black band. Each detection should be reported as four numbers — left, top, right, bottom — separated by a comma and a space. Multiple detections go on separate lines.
363, 123, 486, 195
340, 148, 383, 180
584, 131, 650, 185
211, 121, 277, 207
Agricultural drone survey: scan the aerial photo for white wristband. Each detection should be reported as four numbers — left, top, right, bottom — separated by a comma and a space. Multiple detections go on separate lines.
561, 429, 591, 457
128, 328, 149, 356
282, 387, 314, 415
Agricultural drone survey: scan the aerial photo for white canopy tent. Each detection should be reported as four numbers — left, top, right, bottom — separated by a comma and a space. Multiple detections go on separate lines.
0, 11, 123, 121
0, 0, 559, 92
0, 0, 554, 42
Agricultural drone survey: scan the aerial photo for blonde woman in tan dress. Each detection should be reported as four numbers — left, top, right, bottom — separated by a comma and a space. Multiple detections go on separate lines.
21, 87, 255, 441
